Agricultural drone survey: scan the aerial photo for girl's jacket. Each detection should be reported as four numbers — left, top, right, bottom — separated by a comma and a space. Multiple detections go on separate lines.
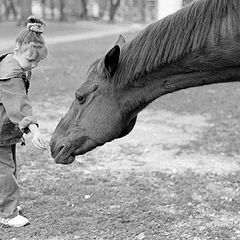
0, 53, 38, 146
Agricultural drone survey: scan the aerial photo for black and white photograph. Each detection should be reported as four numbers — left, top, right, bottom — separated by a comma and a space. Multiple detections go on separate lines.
1, 0, 240, 239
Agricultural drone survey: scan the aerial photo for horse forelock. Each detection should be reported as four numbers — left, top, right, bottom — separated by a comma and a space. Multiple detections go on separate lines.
114, 0, 240, 86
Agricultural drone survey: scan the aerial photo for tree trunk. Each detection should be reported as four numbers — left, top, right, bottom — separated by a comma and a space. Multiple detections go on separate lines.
17, 0, 32, 25
59, 0, 67, 21
50, 0, 55, 19
98, 0, 108, 19
41, 0, 46, 19
3, 0, 9, 19
80, 0, 88, 19
109, 0, 121, 22
71, 0, 84, 19
10, 0, 17, 19
0, 0, 2, 21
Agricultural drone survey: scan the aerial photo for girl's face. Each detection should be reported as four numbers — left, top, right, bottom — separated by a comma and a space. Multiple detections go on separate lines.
16, 51, 40, 71
14, 43, 46, 71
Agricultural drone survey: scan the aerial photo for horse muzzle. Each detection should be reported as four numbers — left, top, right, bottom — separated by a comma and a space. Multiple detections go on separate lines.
50, 134, 99, 164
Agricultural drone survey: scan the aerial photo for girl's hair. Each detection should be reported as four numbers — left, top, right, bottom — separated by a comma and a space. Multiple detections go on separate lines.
16, 16, 47, 61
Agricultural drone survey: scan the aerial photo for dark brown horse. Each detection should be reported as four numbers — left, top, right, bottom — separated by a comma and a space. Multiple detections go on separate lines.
50, 0, 240, 164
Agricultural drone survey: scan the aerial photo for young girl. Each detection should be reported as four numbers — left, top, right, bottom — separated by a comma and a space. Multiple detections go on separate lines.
0, 16, 47, 227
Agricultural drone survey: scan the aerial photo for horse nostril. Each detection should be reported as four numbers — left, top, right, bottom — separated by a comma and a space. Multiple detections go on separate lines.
50, 141, 65, 158
58, 145, 64, 152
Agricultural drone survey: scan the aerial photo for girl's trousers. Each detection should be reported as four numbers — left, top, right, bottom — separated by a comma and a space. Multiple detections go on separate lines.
0, 145, 19, 219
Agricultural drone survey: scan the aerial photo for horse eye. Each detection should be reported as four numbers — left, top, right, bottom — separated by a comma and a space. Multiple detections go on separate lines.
76, 95, 86, 104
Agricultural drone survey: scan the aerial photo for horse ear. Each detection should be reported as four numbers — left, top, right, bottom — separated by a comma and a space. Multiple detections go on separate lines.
114, 35, 126, 47
104, 45, 120, 76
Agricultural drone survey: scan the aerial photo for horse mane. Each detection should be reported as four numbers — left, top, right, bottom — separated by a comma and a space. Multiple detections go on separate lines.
112, 0, 240, 86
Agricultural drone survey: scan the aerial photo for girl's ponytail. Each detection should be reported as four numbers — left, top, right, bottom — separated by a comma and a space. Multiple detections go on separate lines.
16, 16, 46, 46
15, 16, 47, 60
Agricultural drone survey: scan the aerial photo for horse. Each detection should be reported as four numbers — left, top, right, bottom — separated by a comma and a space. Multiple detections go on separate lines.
50, 0, 240, 164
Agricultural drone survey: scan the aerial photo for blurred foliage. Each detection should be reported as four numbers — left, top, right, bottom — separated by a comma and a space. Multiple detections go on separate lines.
0, 0, 159, 24
0, 0, 195, 24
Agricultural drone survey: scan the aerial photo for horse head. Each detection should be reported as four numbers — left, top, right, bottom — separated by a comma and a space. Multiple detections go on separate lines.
50, 35, 137, 164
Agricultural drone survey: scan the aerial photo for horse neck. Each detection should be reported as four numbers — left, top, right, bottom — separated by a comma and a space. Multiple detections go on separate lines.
119, 39, 240, 115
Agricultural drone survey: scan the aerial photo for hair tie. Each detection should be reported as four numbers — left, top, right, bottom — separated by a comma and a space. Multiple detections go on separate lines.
27, 22, 44, 34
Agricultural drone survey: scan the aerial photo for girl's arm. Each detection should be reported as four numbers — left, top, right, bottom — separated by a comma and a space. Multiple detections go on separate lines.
0, 77, 46, 150
0, 77, 37, 131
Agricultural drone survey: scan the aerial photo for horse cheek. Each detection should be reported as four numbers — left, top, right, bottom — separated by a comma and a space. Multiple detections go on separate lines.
84, 106, 123, 143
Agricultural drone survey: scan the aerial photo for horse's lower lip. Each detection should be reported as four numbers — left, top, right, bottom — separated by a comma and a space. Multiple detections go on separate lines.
55, 153, 75, 164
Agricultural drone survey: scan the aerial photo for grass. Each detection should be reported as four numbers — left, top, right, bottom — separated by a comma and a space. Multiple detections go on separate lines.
2, 160, 240, 239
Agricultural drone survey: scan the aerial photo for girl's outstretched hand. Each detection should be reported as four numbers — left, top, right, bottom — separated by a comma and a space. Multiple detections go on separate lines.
28, 124, 47, 150
32, 131, 46, 150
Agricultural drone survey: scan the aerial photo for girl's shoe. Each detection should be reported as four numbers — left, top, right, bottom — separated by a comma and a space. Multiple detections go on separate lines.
0, 215, 29, 227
